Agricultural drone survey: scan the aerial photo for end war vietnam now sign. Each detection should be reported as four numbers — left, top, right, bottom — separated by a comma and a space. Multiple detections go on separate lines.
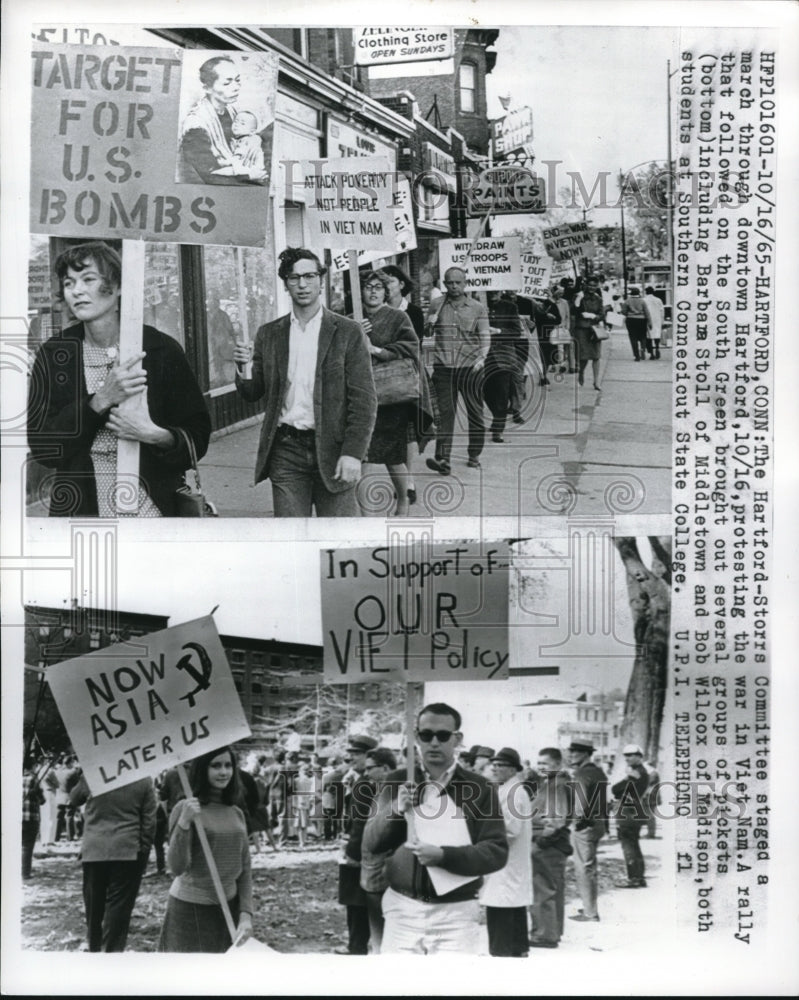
321, 543, 510, 683
47, 616, 250, 795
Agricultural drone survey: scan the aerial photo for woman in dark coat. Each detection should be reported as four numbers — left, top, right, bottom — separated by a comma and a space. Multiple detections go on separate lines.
485, 292, 525, 442
27, 241, 211, 516
354, 270, 433, 516
573, 279, 606, 390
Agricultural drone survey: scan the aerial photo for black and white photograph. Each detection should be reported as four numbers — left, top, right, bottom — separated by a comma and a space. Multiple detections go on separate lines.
2, 1, 797, 997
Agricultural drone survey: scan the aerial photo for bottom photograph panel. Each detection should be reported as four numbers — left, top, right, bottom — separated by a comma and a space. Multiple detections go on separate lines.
18, 533, 678, 962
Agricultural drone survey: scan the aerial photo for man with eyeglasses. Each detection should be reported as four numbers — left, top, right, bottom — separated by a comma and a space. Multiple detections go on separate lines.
425, 267, 490, 475
363, 702, 508, 954
234, 247, 377, 516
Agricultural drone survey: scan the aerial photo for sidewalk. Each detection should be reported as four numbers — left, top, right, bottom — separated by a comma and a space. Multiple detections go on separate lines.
200, 326, 671, 518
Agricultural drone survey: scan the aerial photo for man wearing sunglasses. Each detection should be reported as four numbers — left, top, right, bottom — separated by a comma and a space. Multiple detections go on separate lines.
235, 246, 377, 517
363, 702, 508, 954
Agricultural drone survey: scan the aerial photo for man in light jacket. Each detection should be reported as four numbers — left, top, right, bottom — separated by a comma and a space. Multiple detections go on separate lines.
479, 747, 533, 957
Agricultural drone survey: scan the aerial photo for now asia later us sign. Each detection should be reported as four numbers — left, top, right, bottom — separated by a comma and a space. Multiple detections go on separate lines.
47, 616, 250, 794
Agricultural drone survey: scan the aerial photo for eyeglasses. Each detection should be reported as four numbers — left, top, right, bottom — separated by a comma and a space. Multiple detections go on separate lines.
417, 729, 457, 744
286, 272, 321, 286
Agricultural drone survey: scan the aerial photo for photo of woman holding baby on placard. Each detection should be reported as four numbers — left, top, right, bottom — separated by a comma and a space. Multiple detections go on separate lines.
176, 52, 278, 187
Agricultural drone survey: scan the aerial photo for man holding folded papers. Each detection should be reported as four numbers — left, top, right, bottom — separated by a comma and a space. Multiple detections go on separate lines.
362, 702, 508, 954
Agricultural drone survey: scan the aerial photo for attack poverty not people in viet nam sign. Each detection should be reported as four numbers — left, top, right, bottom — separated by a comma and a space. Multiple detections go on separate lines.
301, 156, 398, 251
47, 616, 250, 794
438, 237, 522, 291
30, 45, 278, 246
321, 543, 510, 683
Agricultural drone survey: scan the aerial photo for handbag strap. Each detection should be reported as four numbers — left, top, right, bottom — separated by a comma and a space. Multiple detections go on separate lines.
175, 427, 204, 495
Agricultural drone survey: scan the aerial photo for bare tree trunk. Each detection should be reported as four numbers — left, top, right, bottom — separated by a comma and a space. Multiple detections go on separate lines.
614, 537, 671, 773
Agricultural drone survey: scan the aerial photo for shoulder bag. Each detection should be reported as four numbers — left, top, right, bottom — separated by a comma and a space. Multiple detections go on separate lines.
173, 428, 218, 517
372, 357, 420, 406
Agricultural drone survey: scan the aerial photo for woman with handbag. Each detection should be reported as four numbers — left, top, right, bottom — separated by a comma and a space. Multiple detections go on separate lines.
354, 271, 430, 517
27, 240, 211, 517
158, 747, 254, 953
573, 280, 606, 391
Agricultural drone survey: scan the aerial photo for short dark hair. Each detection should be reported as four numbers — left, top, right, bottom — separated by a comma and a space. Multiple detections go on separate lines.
645, 285, 655, 295
538, 747, 562, 764
379, 264, 414, 296
199, 56, 236, 88
55, 241, 121, 298
277, 247, 327, 283
188, 745, 241, 806
417, 702, 461, 730
366, 747, 397, 770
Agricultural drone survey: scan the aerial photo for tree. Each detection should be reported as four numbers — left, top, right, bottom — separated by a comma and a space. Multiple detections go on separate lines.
613, 537, 671, 773
619, 163, 671, 261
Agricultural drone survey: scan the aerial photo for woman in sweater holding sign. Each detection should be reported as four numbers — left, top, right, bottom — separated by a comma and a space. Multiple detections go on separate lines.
158, 746, 253, 952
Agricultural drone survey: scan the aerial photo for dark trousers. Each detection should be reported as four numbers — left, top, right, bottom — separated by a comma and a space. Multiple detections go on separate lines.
483, 369, 513, 435
531, 846, 567, 943
625, 318, 648, 359
82, 854, 147, 952
485, 906, 529, 957
266, 432, 359, 518
346, 904, 370, 954
617, 820, 646, 883
432, 365, 485, 463
22, 819, 39, 877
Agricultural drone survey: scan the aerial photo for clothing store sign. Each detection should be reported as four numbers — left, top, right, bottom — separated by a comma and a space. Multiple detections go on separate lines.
47, 616, 250, 794
321, 543, 510, 682
438, 237, 522, 291
30, 45, 277, 246
353, 28, 454, 66
542, 221, 595, 261
302, 156, 399, 251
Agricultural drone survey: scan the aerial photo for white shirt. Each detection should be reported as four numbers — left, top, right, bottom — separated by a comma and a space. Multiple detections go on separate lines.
278, 306, 323, 430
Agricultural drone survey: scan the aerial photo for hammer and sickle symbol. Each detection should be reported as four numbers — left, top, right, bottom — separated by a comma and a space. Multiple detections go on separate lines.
176, 642, 213, 708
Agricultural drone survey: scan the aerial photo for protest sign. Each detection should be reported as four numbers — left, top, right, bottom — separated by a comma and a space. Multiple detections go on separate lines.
542, 221, 594, 261
30, 46, 276, 246
321, 543, 510, 683
353, 28, 454, 66
47, 616, 250, 794
520, 251, 553, 297
438, 237, 522, 291
302, 156, 398, 251
329, 175, 416, 271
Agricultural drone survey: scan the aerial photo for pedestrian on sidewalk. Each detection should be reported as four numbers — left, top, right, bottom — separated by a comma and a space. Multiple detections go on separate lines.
22, 757, 45, 879
643, 286, 664, 359
573, 280, 605, 390
611, 744, 650, 888
620, 286, 649, 361
484, 293, 525, 443
529, 748, 572, 949
425, 267, 490, 475
234, 246, 377, 517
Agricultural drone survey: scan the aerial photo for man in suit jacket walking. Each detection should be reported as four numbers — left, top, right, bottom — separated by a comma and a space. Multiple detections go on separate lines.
234, 247, 377, 516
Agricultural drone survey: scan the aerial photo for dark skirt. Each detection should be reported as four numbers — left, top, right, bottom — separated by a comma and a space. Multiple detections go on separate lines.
158, 893, 240, 953
366, 403, 411, 466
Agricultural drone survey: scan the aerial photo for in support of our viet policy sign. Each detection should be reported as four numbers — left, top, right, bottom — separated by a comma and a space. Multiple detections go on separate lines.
438, 237, 522, 291
47, 616, 250, 794
353, 28, 454, 66
321, 543, 510, 683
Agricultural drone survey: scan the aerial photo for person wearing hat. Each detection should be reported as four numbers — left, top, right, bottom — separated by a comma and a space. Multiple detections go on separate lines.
472, 746, 496, 778
611, 745, 649, 888
336, 735, 379, 954
529, 748, 573, 948
363, 702, 508, 954
566, 739, 609, 922
479, 748, 533, 957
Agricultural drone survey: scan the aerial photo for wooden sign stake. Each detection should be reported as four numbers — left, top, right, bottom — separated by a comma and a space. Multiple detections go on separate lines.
348, 249, 363, 322
115, 240, 145, 515
404, 681, 423, 838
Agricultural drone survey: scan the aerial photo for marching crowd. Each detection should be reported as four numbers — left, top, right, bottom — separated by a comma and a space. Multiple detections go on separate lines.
22, 701, 661, 956
28, 240, 667, 520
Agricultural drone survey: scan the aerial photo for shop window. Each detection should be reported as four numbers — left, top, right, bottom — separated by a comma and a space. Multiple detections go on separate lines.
144, 244, 185, 347
459, 62, 476, 113
203, 245, 275, 393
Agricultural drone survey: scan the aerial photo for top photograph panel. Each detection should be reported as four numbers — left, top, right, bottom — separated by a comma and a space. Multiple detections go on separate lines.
25, 25, 673, 520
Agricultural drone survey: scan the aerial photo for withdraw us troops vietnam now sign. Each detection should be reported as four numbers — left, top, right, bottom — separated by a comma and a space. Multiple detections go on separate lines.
321, 543, 510, 683
47, 617, 250, 794
30, 45, 277, 246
